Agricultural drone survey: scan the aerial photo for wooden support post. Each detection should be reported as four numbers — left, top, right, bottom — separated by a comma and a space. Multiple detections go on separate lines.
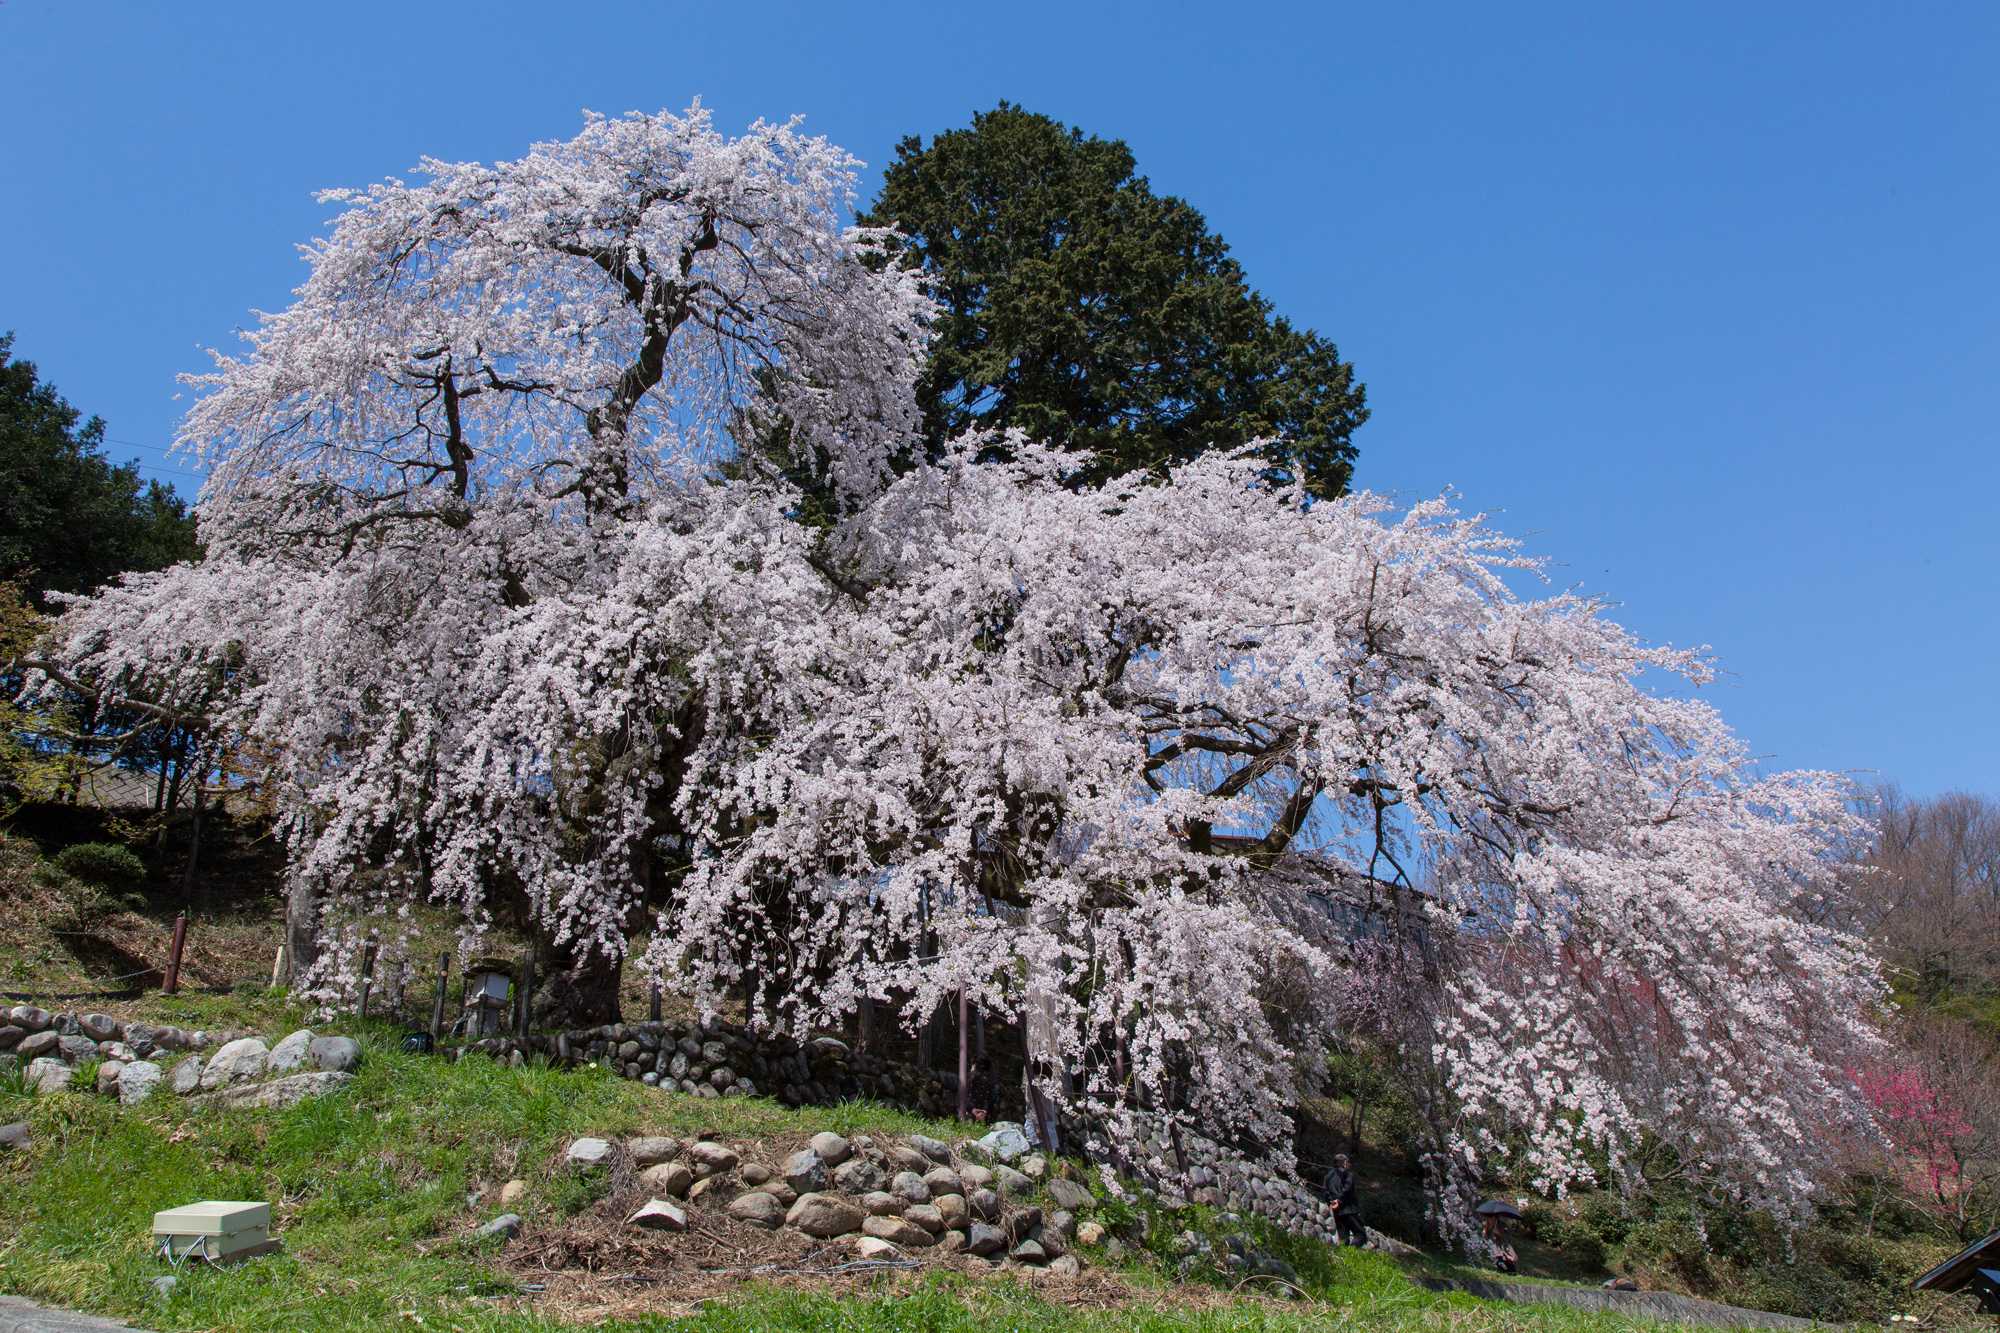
162, 913, 188, 995
649, 981, 661, 1023
859, 993, 875, 1056
356, 941, 378, 1020
957, 987, 970, 1120
517, 943, 536, 1038
429, 950, 449, 1043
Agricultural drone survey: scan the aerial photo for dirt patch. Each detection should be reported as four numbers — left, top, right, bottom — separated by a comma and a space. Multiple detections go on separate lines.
466, 1129, 1241, 1325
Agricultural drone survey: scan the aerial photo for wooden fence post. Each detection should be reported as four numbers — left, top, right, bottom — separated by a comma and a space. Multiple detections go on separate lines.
429, 950, 449, 1043
516, 943, 536, 1038
957, 987, 970, 1120
356, 942, 378, 1020
649, 981, 661, 1023
162, 913, 188, 995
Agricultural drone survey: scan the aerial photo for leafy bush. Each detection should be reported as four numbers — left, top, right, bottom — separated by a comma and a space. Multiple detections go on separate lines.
53, 842, 144, 891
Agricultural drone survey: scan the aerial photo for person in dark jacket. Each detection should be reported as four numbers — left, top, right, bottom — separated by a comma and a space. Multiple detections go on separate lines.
1321, 1153, 1366, 1245
965, 1055, 997, 1123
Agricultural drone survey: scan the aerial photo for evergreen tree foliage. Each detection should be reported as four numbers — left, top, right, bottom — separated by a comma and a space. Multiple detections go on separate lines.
0, 333, 199, 606
861, 104, 1369, 496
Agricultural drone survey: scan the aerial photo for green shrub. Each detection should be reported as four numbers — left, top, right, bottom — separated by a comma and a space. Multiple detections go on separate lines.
53, 842, 145, 891
1577, 1189, 1634, 1243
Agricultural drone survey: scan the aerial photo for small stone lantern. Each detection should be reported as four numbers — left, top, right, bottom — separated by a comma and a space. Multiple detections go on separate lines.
464, 957, 515, 1038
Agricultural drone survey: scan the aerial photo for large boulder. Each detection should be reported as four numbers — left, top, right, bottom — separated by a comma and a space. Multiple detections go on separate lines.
688, 1141, 739, 1178
966, 1221, 1007, 1257
889, 1170, 931, 1207
10, 1007, 51, 1032
809, 1131, 852, 1166
885, 1144, 930, 1173
308, 1036, 362, 1073
783, 1149, 828, 1193
726, 1191, 787, 1228
25, 1058, 73, 1094
976, 1125, 1031, 1163
200, 1037, 270, 1089
785, 1193, 863, 1238
199, 1071, 355, 1109
168, 1055, 203, 1095
266, 1030, 315, 1073
908, 1134, 952, 1164
860, 1191, 902, 1216
78, 1013, 120, 1042
921, 1165, 961, 1198
862, 1215, 934, 1247
566, 1138, 614, 1171
902, 1203, 945, 1234
13, 1031, 57, 1061
933, 1193, 969, 1230
57, 1035, 98, 1063
96, 1041, 136, 1063
640, 1162, 693, 1198
627, 1136, 680, 1167
1045, 1179, 1092, 1212
0, 1027, 24, 1053
994, 1165, 1036, 1196
0, 1122, 28, 1152
832, 1155, 883, 1194
627, 1198, 687, 1232
968, 1188, 1002, 1222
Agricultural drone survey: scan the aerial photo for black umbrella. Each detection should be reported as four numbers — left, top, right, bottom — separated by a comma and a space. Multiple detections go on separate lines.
1475, 1200, 1526, 1221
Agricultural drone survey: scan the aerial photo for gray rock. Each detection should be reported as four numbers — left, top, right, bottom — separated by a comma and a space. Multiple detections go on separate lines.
833, 1155, 883, 1193
709, 1066, 734, 1089
124, 1022, 155, 1053
0, 1027, 23, 1053
688, 1141, 739, 1177
740, 1163, 772, 1186
1045, 1179, 1092, 1212
966, 1221, 1007, 1256
26, 1057, 72, 1094
889, 1170, 931, 1206
199, 1037, 269, 1089
151, 1025, 190, 1051
78, 1013, 120, 1042
1010, 1238, 1047, 1264
921, 1165, 962, 1198
628, 1198, 687, 1231
10, 1006, 51, 1032
567, 1137, 615, 1170
930, 1184, 970, 1223
853, 1235, 904, 1260
0, 1122, 28, 1151
308, 1035, 362, 1073
809, 1130, 852, 1166
936, 1229, 968, 1255
267, 1029, 315, 1073
958, 1162, 993, 1189
53, 1013, 81, 1036
908, 1133, 952, 1163
1049, 1254, 1082, 1276
976, 1125, 1031, 1162
968, 1187, 1002, 1221
994, 1165, 1036, 1196
168, 1055, 203, 1095
96, 1041, 135, 1063
1020, 1154, 1047, 1179
627, 1135, 680, 1166
197, 1070, 355, 1109
885, 1143, 930, 1173
860, 1190, 902, 1216
783, 1148, 828, 1193
57, 1034, 98, 1063
786, 1192, 864, 1238
95, 1060, 126, 1096
115, 1058, 161, 1105
639, 1161, 693, 1198
1006, 1207, 1043, 1242
701, 1040, 728, 1064
1046, 1209, 1076, 1240
862, 1214, 934, 1246
13, 1031, 56, 1061
727, 1191, 787, 1228
902, 1203, 945, 1233
469, 1213, 522, 1242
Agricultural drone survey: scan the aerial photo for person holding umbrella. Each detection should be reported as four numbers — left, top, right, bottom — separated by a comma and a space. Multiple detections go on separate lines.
1476, 1200, 1524, 1273
1321, 1153, 1366, 1246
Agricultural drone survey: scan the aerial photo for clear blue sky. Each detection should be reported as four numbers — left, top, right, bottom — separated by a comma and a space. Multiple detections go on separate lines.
3, 2, 1995, 796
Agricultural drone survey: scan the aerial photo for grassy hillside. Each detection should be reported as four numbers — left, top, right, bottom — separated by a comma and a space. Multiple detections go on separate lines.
0, 1015, 1815, 1333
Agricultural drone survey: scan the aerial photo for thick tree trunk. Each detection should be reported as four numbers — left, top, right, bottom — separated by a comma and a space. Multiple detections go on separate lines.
534, 938, 623, 1028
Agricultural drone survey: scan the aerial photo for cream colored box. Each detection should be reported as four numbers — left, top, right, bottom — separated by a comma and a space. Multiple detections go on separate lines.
151, 1201, 271, 1260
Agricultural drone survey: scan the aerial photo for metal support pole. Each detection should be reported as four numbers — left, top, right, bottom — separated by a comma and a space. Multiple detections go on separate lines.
162, 913, 188, 995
